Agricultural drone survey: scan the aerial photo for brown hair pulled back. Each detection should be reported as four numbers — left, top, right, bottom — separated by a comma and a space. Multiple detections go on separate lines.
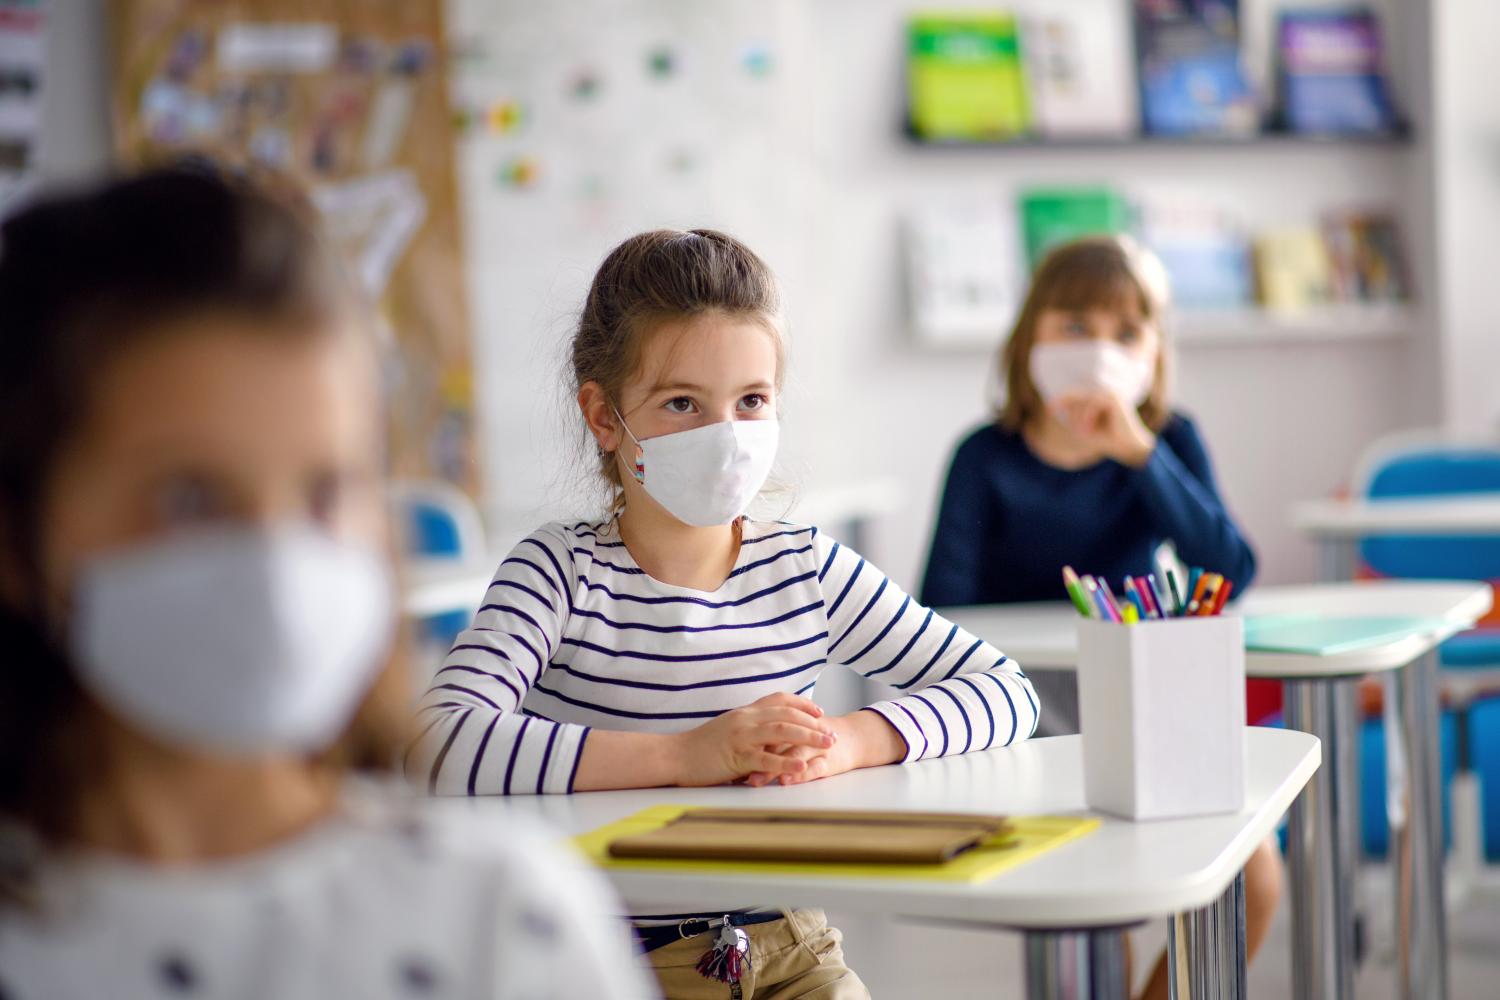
570, 228, 783, 505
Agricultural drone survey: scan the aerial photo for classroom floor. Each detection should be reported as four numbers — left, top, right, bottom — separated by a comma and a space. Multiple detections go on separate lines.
827, 866, 1500, 997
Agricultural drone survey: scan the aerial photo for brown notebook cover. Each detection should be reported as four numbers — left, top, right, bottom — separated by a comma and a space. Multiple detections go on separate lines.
606, 808, 1012, 865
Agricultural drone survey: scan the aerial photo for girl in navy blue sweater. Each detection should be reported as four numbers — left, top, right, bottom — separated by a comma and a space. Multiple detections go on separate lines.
920, 236, 1273, 1000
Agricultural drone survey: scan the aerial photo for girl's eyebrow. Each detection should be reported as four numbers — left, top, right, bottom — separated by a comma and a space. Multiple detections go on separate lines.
647, 380, 775, 395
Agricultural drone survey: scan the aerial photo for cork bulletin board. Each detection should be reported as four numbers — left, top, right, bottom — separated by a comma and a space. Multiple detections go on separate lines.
107, 0, 477, 495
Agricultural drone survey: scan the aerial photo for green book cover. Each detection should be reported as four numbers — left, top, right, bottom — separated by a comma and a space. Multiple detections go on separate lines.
1243, 615, 1451, 656
1019, 188, 1132, 267
908, 14, 1030, 141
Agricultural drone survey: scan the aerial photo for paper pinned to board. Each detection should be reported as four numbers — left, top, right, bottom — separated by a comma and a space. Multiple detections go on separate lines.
218, 23, 337, 74
312, 169, 427, 297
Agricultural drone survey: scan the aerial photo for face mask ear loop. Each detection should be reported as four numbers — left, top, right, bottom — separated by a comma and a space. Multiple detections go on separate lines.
611, 407, 646, 483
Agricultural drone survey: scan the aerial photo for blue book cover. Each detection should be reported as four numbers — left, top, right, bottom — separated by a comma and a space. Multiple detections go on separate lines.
1277, 9, 1398, 134
1134, 0, 1256, 136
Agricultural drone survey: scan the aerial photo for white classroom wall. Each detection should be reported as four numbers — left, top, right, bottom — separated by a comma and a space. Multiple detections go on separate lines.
31, 0, 1495, 594
451, 0, 1443, 591
792, 0, 1435, 592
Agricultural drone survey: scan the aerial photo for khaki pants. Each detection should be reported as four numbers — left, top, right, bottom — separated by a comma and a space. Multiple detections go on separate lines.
644, 909, 870, 1000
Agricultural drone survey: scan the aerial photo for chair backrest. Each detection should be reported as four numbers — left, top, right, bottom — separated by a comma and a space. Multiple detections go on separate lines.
1353, 430, 1500, 580
389, 479, 486, 560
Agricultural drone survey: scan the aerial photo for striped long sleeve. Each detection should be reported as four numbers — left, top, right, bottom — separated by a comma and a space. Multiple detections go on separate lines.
815, 531, 1040, 761
409, 525, 589, 796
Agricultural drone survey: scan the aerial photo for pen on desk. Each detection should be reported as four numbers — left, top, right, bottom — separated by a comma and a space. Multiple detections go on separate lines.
1122, 577, 1144, 619
1188, 567, 1203, 602
1191, 576, 1217, 616
1145, 574, 1169, 620
1062, 566, 1093, 618
1122, 602, 1139, 625
1188, 571, 1211, 609
1211, 578, 1234, 615
1165, 570, 1184, 617
1137, 576, 1162, 619
1082, 575, 1112, 622
1098, 579, 1125, 623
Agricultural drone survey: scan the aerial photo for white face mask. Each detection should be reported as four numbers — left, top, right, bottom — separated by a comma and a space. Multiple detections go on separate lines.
1029, 340, 1156, 409
617, 413, 779, 527
69, 525, 394, 756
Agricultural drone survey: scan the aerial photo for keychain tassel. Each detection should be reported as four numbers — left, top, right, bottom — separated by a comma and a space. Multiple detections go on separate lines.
696, 916, 752, 986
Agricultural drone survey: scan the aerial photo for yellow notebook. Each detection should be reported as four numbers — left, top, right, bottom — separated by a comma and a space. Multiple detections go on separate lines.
575, 807, 1099, 884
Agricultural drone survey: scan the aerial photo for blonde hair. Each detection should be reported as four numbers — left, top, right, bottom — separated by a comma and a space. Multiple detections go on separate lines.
570, 229, 784, 508
997, 235, 1173, 432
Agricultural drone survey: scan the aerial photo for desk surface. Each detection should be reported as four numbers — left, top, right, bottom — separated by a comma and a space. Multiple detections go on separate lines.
1293, 496, 1500, 537
497, 729, 1318, 930
945, 581, 1493, 678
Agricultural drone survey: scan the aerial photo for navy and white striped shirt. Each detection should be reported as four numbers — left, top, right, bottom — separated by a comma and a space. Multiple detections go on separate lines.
410, 519, 1039, 796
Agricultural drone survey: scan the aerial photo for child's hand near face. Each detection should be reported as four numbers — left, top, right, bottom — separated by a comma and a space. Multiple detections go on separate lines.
1052, 388, 1158, 468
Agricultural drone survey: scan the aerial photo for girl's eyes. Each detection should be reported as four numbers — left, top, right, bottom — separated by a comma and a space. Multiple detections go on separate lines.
1118, 326, 1141, 344
664, 397, 697, 414
1063, 319, 1090, 337
738, 393, 769, 412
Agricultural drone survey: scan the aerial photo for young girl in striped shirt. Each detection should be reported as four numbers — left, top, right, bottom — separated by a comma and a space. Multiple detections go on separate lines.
410, 229, 1041, 999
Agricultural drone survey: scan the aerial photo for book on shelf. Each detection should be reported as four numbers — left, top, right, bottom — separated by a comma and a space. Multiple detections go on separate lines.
907, 14, 1030, 141
904, 198, 1021, 348
1252, 227, 1334, 310
1133, 0, 1257, 137
1140, 200, 1252, 310
1022, 1, 1138, 139
1323, 210, 1410, 303
1276, 7, 1399, 135
1019, 187, 1132, 268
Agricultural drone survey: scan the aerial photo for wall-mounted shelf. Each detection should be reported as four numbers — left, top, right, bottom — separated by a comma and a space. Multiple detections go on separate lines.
902, 122, 1414, 152
1173, 306, 1414, 347
911, 305, 1414, 353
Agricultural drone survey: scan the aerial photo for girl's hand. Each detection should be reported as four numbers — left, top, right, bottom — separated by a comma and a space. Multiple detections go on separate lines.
744, 710, 906, 787
670, 692, 836, 787
1053, 390, 1156, 468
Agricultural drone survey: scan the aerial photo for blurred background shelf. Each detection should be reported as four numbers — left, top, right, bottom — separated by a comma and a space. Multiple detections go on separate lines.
1174, 306, 1415, 347
902, 124, 1415, 152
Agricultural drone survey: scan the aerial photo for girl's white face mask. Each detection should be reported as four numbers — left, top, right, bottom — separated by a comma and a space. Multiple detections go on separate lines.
1029, 340, 1156, 409
69, 525, 394, 756
616, 413, 779, 527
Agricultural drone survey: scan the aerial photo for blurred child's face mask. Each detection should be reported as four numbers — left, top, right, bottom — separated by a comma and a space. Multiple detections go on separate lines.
615, 410, 779, 527
69, 525, 394, 756
1029, 340, 1155, 410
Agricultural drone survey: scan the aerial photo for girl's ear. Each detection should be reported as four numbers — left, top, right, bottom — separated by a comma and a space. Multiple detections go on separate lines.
577, 381, 621, 454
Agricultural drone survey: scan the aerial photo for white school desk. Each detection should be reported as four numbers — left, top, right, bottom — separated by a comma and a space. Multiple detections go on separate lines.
501, 729, 1319, 1000
1293, 495, 1500, 580
946, 581, 1492, 1000
1293, 497, 1500, 1000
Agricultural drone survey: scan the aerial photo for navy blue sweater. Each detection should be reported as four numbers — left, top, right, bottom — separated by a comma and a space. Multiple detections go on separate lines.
919, 413, 1256, 607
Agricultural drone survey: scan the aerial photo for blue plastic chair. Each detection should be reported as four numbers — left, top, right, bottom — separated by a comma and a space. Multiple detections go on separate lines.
391, 480, 487, 650
1359, 713, 1459, 856
1352, 432, 1500, 859
1471, 697, 1500, 860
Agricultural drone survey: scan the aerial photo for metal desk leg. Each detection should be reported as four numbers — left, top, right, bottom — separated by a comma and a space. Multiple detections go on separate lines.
1320, 537, 1358, 584
1168, 871, 1247, 999
1024, 928, 1129, 1000
1284, 677, 1359, 1000
1388, 649, 1449, 1000
1317, 536, 1370, 968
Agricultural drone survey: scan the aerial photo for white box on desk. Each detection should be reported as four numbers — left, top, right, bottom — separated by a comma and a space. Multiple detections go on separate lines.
1077, 616, 1246, 821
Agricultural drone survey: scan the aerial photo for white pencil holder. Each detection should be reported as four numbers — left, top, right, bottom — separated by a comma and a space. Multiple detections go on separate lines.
1077, 616, 1246, 821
